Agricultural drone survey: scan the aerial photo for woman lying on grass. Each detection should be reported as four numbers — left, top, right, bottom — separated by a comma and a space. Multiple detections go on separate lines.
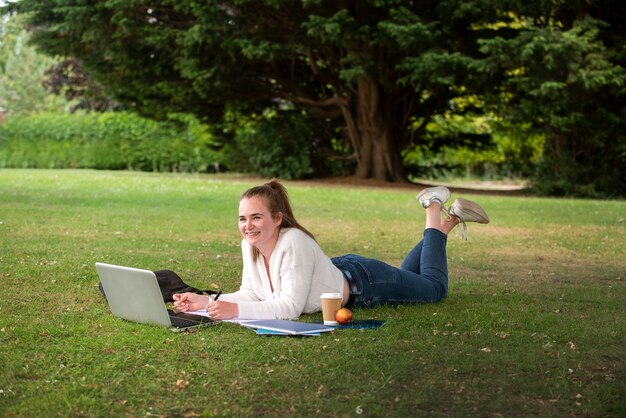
173, 180, 489, 320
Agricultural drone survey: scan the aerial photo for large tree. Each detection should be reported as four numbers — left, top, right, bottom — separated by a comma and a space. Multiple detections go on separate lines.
7, 0, 625, 188
8, 0, 509, 180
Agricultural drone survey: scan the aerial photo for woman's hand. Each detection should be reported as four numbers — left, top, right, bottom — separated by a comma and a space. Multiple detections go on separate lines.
206, 300, 239, 320
172, 293, 209, 313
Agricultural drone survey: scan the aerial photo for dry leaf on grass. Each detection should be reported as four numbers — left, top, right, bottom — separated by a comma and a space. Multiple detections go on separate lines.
175, 379, 189, 390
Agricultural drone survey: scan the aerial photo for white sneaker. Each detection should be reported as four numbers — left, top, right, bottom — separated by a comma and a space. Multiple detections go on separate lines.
448, 198, 489, 240
416, 186, 450, 209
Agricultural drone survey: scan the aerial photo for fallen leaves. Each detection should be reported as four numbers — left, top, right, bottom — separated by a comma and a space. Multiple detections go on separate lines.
175, 379, 189, 390
432, 329, 459, 336
575, 393, 583, 406
535, 397, 559, 407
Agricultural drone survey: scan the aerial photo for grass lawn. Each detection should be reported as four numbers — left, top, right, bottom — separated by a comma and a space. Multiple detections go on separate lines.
0, 169, 624, 417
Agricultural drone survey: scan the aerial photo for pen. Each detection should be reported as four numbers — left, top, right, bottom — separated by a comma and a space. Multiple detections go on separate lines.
213, 290, 222, 302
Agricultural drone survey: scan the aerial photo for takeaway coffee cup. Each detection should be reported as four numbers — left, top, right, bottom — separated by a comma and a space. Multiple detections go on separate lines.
320, 292, 343, 325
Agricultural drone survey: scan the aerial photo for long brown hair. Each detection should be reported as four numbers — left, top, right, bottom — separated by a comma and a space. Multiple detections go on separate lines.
241, 180, 315, 260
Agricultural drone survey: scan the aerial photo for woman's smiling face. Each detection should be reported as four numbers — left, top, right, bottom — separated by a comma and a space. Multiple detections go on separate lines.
238, 196, 282, 255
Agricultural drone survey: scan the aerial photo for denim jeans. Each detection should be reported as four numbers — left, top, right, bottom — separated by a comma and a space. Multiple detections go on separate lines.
331, 228, 448, 308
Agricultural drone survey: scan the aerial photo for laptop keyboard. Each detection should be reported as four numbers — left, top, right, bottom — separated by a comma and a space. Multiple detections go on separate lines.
167, 310, 214, 328
169, 316, 201, 328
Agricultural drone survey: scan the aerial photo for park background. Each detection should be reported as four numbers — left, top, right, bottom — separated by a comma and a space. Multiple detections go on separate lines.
1, 1, 625, 417
1, 0, 624, 197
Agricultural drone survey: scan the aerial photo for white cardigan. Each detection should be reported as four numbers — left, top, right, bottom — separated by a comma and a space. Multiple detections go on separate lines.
218, 228, 345, 319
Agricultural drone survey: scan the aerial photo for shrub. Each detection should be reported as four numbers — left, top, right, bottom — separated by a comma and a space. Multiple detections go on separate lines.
226, 109, 313, 179
403, 114, 544, 181
0, 112, 223, 172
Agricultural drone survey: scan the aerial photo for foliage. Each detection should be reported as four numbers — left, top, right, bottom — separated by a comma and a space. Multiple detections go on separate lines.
404, 112, 545, 180
0, 13, 65, 116
4, 0, 528, 180
221, 107, 353, 179
1, 170, 624, 416
4, 1, 625, 192
42, 58, 119, 113
474, 8, 626, 197
0, 112, 223, 172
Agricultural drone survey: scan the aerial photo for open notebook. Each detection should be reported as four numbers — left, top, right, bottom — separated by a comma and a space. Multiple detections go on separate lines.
239, 319, 335, 335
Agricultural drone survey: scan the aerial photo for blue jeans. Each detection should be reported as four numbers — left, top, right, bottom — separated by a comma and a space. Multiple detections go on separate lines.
331, 228, 448, 308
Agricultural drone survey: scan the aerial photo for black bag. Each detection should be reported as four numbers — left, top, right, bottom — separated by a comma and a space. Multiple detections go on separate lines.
153, 269, 216, 302
98, 269, 216, 303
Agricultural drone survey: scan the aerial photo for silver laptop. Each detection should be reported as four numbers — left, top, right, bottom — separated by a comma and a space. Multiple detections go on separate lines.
96, 262, 216, 332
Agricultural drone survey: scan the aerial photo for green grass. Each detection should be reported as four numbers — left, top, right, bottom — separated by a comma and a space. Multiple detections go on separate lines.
1, 169, 624, 417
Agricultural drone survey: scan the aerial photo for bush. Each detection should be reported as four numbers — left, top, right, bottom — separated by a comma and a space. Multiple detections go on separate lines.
221, 108, 352, 180
236, 110, 313, 179
403, 114, 544, 181
531, 133, 626, 198
0, 112, 223, 172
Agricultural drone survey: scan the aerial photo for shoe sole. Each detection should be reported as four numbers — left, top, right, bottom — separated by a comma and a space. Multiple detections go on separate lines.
416, 187, 450, 208
453, 198, 490, 224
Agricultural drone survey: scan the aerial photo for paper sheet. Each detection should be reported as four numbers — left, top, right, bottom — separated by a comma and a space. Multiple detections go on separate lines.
188, 310, 255, 324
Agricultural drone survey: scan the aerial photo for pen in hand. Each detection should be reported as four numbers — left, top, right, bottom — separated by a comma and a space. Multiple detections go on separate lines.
206, 291, 222, 314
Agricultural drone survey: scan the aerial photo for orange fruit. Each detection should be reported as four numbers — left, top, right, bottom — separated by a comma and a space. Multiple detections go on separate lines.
335, 308, 353, 325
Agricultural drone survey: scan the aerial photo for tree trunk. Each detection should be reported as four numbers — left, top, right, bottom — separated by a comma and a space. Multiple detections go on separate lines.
341, 75, 405, 181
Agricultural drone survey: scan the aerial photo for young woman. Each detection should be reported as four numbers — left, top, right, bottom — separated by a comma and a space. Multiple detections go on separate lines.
172, 181, 489, 320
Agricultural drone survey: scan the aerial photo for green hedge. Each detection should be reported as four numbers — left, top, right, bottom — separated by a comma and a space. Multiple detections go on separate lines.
0, 112, 222, 172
